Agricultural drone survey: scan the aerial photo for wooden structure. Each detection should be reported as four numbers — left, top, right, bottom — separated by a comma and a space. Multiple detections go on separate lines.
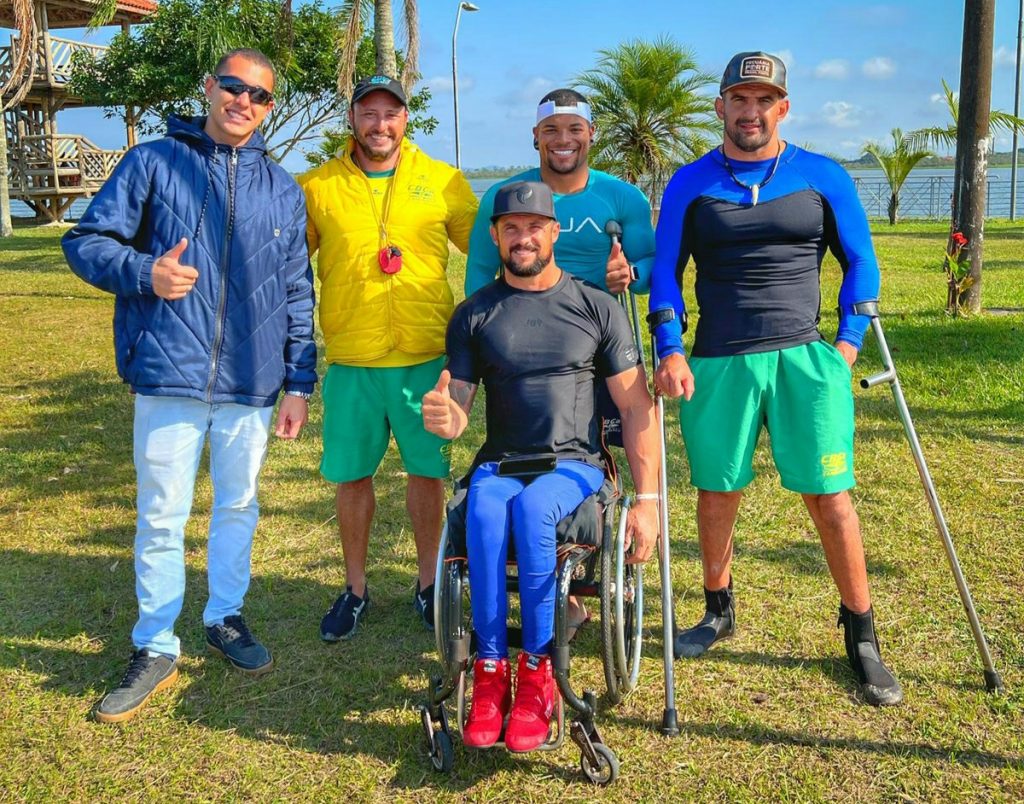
1, 0, 156, 221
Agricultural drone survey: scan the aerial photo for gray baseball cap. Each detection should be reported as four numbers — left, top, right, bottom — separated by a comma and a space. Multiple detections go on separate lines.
720, 51, 788, 96
490, 181, 556, 222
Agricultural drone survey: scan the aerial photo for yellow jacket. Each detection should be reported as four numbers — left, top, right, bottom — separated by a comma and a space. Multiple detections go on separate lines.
300, 137, 478, 366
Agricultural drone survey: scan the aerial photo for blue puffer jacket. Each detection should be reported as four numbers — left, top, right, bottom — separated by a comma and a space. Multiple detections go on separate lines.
63, 116, 316, 406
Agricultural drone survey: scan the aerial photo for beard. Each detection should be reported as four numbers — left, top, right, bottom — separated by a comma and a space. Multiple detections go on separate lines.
353, 128, 400, 162
501, 244, 553, 277
725, 118, 773, 153
544, 152, 585, 175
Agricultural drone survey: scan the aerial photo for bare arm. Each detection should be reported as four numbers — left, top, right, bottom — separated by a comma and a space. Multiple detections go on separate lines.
605, 365, 662, 563
422, 369, 478, 441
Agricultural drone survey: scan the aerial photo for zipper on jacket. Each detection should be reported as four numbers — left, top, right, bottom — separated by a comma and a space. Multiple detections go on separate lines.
205, 146, 238, 402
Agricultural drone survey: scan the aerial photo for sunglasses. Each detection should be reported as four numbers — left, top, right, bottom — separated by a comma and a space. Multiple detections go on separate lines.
213, 75, 273, 106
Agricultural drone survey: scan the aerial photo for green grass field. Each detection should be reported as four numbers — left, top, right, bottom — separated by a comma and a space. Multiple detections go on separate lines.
1, 221, 1022, 801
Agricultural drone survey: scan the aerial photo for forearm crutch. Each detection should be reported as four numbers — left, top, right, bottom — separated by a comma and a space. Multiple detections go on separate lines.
608, 218, 680, 732
853, 300, 1003, 693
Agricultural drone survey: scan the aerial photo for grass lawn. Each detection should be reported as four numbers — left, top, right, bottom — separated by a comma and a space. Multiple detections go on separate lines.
1, 220, 1022, 801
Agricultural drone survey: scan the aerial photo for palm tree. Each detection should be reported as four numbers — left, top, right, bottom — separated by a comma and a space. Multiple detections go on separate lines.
574, 37, 718, 193
864, 128, 933, 225
1, 0, 39, 237
910, 78, 1024, 152
337, 0, 418, 98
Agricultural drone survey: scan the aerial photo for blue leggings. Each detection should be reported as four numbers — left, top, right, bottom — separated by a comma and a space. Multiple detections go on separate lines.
465, 460, 605, 659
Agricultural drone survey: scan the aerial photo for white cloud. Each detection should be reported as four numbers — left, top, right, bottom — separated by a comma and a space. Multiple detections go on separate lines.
822, 101, 861, 128
814, 59, 850, 80
994, 45, 1018, 68
862, 57, 896, 80
500, 76, 557, 119
422, 75, 475, 95
775, 49, 795, 70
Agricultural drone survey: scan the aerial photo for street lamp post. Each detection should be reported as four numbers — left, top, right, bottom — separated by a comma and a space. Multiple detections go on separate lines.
452, 1, 479, 169
1011, 0, 1023, 221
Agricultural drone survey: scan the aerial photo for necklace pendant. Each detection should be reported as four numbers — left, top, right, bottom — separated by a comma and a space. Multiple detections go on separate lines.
751, 183, 760, 206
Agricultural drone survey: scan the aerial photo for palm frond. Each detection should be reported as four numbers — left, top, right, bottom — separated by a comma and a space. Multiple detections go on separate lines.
399, 0, 418, 93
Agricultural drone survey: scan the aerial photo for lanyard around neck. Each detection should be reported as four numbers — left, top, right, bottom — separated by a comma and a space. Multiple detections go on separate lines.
358, 153, 401, 246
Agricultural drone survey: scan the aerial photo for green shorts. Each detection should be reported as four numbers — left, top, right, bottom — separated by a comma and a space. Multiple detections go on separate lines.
320, 357, 451, 483
679, 341, 855, 494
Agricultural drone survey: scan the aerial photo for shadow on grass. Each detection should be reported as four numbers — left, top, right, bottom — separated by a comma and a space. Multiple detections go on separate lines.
0, 546, 590, 790
607, 708, 1024, 770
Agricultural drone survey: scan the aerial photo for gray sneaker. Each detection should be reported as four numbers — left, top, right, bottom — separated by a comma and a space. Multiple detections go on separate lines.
206, 615, 274, 676
95, 649, 178, 724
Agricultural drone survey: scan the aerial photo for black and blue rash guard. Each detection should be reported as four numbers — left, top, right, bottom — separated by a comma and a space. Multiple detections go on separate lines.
649, 144, 880, 359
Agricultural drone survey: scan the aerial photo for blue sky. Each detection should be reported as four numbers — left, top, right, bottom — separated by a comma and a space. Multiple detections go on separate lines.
37, 0, 1024, 172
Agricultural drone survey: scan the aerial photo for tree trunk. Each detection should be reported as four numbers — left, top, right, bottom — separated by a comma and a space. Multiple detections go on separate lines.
887, 193, 898, 225
951, 0, 995, 314
0, 118, 12, 238
374, 0, 398, 78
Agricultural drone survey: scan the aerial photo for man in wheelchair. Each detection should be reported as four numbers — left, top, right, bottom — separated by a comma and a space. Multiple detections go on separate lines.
422, 181, 661, 752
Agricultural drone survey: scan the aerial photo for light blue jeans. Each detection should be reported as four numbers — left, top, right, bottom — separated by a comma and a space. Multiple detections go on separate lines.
131, 394, 273, 658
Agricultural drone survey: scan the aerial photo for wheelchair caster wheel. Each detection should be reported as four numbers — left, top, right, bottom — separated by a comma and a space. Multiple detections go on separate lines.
580, 742, 618, 785
429, 729, 454, 773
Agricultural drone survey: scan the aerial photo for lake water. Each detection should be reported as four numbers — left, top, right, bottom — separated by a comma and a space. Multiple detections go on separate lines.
7, 167, 1022, 222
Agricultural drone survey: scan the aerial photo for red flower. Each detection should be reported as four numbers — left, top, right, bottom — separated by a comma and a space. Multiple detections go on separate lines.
951, 231, 968, 248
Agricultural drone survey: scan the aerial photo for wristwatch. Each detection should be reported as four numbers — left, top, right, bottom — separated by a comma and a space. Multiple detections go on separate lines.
285, 390, 312, 400
646, 308, 688, 334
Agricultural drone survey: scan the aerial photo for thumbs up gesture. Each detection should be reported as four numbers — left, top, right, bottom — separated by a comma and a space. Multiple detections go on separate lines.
151, 238, 199, 300
605, 240, 631, 294
422, 369, 460, 439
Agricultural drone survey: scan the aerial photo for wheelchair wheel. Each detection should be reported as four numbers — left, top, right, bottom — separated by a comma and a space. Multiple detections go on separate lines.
600, 498, 644, 704
429, 729, 455, 773
435, 521, 471, 672
580, 742, 619, 786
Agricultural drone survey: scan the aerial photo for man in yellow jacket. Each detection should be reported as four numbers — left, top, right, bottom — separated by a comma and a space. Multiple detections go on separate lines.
300, 75, 478, 641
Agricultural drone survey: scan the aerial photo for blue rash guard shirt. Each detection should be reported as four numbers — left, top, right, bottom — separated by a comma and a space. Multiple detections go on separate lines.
648, 144, 880, 359
465, 168, 656, 296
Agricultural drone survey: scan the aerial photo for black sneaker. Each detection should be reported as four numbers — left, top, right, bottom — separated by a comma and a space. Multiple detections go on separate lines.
320, 585, 370, 642
674, 582, 735, 659
838, 603, 904, 706
414, 581, 435, 631
95, 649, 178, 724
206, 615, 274, 676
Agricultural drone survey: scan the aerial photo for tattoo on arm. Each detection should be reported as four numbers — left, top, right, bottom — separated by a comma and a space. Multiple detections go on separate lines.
449, 379, 478, 415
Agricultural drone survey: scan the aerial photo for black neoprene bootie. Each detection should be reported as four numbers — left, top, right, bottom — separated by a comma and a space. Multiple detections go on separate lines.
838, 603, 904, 706
674, 580, 735, 659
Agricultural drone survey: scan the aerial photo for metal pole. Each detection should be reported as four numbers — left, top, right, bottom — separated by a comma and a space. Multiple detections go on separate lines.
1011, 0, 1023, 220
854, 302, 1003, 693
451, 3, 478, 170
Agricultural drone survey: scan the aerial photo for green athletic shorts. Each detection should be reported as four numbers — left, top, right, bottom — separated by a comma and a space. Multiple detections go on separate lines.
679, 340, 855, 494
320, 357, 451, 483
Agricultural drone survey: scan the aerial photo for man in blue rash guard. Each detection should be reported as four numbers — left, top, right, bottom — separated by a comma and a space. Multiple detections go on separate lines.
465, 88, 656, 297
465, 88, 657, 637
649, 51, 902, 706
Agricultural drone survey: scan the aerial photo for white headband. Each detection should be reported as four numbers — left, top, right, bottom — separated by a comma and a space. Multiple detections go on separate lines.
536, 100, 592, 125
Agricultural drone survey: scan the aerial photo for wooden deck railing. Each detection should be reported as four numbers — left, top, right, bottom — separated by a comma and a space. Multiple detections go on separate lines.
9, 133, 126, 193
0, 35, 108, 90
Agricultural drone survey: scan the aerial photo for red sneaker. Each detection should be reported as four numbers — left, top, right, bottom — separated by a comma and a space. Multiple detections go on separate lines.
505, 652, 558, 753
463, 657, 511, 748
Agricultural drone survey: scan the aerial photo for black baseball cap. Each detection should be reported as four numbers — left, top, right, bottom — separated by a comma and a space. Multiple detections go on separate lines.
720, 51, 788, 96
491, 181, 556, 222
351, 75, 407, 107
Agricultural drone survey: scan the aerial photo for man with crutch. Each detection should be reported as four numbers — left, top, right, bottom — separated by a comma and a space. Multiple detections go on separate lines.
465, 88, 657, 641
649, 51, 903, 706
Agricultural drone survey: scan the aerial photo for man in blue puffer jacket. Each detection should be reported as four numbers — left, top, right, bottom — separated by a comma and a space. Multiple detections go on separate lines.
62, 49, 316, 723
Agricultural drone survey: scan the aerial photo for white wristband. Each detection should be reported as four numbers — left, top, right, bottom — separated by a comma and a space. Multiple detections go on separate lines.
634, 493, 660, 501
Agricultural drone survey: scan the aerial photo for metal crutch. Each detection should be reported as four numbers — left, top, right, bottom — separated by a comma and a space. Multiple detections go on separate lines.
606, 219, 680, 735
853, 300, 1004, 693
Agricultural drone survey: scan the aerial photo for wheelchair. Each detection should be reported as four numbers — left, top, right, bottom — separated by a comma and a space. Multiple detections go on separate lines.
418, 424, 644, 785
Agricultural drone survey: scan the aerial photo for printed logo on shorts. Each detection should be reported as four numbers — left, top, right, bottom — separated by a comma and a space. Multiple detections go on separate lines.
440, 442, 452, 461
820, 452, 848, 478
